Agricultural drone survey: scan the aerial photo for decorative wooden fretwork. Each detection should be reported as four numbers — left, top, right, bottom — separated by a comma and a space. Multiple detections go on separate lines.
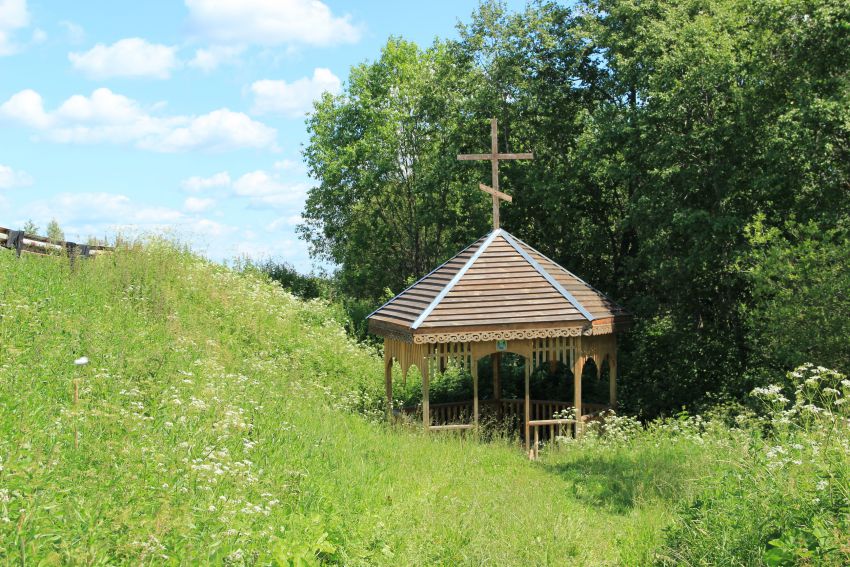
429, 341, 472, 372
412, 325, 602, 345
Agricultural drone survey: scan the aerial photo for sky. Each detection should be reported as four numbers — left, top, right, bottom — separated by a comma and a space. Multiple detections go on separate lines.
0, 0, 525, 271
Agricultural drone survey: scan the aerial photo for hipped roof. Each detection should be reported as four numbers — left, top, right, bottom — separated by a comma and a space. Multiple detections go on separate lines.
367, 229, 629, 343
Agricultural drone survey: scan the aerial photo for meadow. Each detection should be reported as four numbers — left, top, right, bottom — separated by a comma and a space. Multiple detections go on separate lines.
0, 244, 847, 565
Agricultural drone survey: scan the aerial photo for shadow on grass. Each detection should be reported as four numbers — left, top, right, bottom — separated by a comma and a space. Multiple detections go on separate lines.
541, 449, 696, 514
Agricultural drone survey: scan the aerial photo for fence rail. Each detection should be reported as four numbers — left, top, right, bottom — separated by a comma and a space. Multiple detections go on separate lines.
407, 398, 610, 445
0, 226, 112, 259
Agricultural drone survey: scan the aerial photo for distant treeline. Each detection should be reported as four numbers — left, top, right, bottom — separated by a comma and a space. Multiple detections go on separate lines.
291, 0, 849, 417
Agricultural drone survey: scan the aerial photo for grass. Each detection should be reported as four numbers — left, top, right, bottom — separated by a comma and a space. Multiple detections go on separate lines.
0, 242, 845, 565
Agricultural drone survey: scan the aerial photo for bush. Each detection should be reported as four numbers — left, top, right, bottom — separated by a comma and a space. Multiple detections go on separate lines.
659, 364, 850, 566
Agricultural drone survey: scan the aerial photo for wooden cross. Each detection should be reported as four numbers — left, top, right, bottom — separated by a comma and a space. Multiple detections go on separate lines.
457, 118, 533, 229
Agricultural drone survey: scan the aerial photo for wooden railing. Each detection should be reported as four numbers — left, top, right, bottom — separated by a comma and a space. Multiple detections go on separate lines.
406, 399, 610, 443
0, 226, 112, 258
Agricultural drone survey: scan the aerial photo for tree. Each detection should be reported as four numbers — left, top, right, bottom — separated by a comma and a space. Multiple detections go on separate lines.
300, 38, 491, 299
300, 0, 850, 416
22, 219, 39, 236
46, 218, 65, 242
742, 216, 850, 379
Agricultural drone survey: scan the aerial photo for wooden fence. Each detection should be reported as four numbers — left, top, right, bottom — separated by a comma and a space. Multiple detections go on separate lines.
407, 398, 610, 445
0, 226, 112, 258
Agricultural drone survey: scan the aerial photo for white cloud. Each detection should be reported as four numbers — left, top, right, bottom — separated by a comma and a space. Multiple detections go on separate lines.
250, 68, 340, 117
1, 89, 52, 128
266, 214, 302, 231
0, 88, 277, 152
0, 0, 29, 56
0, 163, 32, 188
233, 170, 308, 208
69, 38, 179, 79
185, 0, 360, 47
15, 191, 236, 249
182, 171, 231, 192
188, 44, 244, 72
151, 108, 276, 152
60, 21, 85, 44
19, 192, 184, 226
184, 196, 216, 212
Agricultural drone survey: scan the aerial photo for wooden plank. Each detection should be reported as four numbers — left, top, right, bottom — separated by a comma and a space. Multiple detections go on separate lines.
431, 300, 577, 313
422, 309, 584, 327
428, 305, 580, 318
528, 418, 576, 426
478, 183, 512, 203
429, 424, 473, 431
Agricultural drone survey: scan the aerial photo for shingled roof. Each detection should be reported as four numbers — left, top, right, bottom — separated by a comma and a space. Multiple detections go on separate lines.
367, 229, 629, 343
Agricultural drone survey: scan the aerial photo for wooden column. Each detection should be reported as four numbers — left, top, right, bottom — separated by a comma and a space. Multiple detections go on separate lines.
492, 352, 501, 401
385, 358, 393, 421
524, 357, 531, 452
422, 361, 430, 431
472, 359, 479, 428
609, 355, 618, 409
573, 337, 583, 438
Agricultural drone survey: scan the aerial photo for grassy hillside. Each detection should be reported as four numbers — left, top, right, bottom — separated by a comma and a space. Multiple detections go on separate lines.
0, 244, 846, 565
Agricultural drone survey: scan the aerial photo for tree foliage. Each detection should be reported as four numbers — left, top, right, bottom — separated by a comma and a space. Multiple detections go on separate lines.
301, 0, 850, 416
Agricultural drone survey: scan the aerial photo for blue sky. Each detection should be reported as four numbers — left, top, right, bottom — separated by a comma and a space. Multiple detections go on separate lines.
0, 0, 524, 271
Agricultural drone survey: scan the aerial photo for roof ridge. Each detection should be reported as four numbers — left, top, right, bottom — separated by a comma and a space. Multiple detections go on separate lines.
500, 231, 596, 322
411, 229, 502, 330
508, 232, 625, 316
365, 232, 488, 321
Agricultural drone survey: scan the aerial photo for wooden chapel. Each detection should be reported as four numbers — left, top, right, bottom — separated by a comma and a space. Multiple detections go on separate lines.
366, 119, 630, 456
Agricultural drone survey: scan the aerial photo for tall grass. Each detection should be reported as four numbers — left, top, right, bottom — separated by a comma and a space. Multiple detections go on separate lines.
1, 242, 845, 565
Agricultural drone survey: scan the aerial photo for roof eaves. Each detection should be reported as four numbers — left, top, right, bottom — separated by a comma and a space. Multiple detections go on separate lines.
411, 228, 502, 330
500, 231, 596, 322
366, 233, 487, 322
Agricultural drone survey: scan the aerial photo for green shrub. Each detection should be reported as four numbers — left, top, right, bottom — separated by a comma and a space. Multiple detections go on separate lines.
659, 364, 850, 565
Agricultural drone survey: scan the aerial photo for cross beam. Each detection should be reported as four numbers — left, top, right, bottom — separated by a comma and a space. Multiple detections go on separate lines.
479, 183, 512, 203
457, 118, 533, 229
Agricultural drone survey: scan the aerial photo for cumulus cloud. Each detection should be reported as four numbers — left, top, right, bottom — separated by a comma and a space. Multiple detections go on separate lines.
0, 88, 277, 152
15, 191, 236, 247
0, 0, 29, 56
69, 38, 179, 79
188, 44, 244, 72
184, 196, 216, 212
185, 0, 360, 47
19, 192, 184, 226
182, 171, 231, 192
250, 68, 340, 117
233, 170, 308, 208
0, 163, 32, 188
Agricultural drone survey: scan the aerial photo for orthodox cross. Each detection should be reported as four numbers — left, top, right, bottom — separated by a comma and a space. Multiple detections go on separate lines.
457, 118, 533, 229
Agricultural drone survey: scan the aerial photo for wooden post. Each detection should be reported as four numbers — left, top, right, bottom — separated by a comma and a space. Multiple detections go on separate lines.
492, 352, 501, 401
524, 358, 531, 452
472, 359, 479, 428
573, 338, 583, 439
533, 427, 539, 459
422, 361, 430, 431
385, 358, 393, 422
609, 355, 618, 410
490, 119, 500, 229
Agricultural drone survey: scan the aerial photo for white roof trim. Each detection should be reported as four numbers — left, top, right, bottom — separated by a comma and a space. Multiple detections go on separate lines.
411, 229, 502, 330
501, 231, 596, 322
